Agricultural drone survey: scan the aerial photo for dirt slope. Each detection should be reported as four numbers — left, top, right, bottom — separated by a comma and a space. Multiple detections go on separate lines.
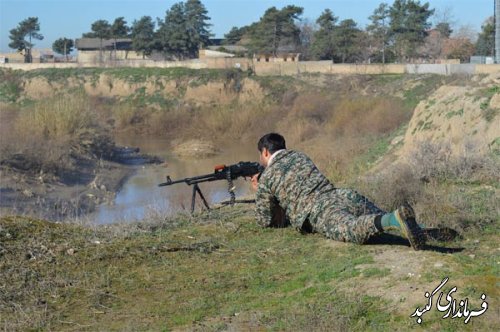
401, 74, 500, 159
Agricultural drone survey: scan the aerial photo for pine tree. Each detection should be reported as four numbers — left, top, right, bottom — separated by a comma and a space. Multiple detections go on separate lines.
311, 9, 338, 61
335, 19, 361, 63
185, 0, 212, 57
110, 17, 130, 59
8, 17, 44, 63
84, 20, 111, 63
157, 2, 190, 59
247, 5, 303, 56
389, 0, 434, 61
367, 3, 390, 63
52, 37, 74, 61
224, 26, 248, 45
131, 16, 155, 59
475, 17, 495, 57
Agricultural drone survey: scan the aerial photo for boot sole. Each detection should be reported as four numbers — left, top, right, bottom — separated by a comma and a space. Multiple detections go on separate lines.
395, 204, 425, 250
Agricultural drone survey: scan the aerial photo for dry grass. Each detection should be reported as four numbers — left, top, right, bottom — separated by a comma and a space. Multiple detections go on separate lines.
16, 91, 94, 140
0, 92, 109, 176
358, 142, 500, 231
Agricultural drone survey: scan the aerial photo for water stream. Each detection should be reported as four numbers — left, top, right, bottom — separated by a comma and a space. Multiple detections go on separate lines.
93, 136, 259, 224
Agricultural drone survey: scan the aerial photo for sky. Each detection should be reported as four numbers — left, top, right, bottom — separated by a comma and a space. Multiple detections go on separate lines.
0, 0, 494, 53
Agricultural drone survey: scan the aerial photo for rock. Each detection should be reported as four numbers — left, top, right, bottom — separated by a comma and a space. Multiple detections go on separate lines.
22, 189, 34, 198
66, 248, 75, 255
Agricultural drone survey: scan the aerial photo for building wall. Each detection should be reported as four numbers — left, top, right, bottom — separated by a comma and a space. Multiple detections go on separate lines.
2, 60, 499, 76
77, 50, 152, 63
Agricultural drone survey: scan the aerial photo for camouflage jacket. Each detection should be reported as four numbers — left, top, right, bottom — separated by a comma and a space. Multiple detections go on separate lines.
255, 150, 336, 229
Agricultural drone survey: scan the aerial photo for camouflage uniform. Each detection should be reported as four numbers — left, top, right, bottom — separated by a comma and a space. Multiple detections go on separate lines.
255, 150, 384, 244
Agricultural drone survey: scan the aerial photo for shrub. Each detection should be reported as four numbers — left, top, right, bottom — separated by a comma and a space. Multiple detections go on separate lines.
1, 91, 108, 176
15, 91, 94, 140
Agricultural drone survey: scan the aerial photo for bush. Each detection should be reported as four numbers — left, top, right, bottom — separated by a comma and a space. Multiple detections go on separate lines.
1, 92, 108, 176
358, 142, 500, 230
15, 91, 94, 140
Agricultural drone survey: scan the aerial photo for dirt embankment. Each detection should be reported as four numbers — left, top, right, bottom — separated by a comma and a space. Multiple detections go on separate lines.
401, 74, 500, 158
0, 140, 161, 221
19, 72, 265, 107
0, 109, 162, 221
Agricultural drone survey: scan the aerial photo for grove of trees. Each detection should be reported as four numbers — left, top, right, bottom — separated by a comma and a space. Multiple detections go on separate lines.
7, 0, 495, 63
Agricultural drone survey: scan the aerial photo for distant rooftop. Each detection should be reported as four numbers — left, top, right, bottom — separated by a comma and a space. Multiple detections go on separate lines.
76, 38, 132, 50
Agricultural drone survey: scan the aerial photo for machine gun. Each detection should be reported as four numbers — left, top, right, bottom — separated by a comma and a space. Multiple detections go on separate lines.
159, 161, 263, 213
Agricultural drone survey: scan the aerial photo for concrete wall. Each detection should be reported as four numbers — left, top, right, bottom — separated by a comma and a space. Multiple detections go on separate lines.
406, 64, 450, 75
78, 50, 154, 63
476, 64, 500, 74
1, 60, 499, 76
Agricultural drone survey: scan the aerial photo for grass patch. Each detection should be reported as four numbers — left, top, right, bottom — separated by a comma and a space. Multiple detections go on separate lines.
0, 68, 22, 102
0, 210, 392, 331
2, 204, 497, 331
251, 75, 300, 101
402, 75, 446, 109
446, 108, 464, 119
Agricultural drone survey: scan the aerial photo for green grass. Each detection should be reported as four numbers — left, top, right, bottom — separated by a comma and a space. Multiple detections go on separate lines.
251, 75, 301, 101
2, 202, 497, 331
446, 108, 464, 119
0, 68, 22, 102
0, 211, 391, 331
402, 75, 445, 109
372, 73, 405, 84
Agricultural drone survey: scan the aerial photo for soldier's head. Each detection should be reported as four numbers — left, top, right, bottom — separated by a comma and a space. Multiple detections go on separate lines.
257, 133, 286, 167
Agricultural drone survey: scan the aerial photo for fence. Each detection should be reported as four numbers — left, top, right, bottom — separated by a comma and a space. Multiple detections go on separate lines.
1, 59, 499, 76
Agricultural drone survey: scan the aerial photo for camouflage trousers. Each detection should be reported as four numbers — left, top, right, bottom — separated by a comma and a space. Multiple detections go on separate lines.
309, 188, 385, 244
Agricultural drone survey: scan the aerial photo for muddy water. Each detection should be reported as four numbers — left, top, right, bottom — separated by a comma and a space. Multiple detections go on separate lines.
92, 136, 259, 224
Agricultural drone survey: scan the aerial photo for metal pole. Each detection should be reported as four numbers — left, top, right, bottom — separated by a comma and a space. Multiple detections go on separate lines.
496, 0, 500, 63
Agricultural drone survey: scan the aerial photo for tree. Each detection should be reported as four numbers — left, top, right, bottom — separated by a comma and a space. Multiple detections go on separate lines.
246, 5, 303, 56
185, 0, 212, 57
432, 6, 456, 38
454, 24, 477, 42
52, 38, 74, 61
335, 19, 362, 63
389, 0, 435, 62
84, 20, 112, 62
224, 26, 249, 45
435, 22, 453, 38
310, 9, 338, 60
475, 17, 495, 57
131, 16, 155, 59
297, 19, 317, 61
8, 17, 44, 63
111, 17, 130, 38
443, 38, 475, 63
420, 29, 444, 60
156, 2, 190, 59
367, 3, 390, 63
110, 17, 130, 59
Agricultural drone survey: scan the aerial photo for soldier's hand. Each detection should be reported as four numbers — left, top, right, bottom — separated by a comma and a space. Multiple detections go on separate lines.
251, 173, 259, 191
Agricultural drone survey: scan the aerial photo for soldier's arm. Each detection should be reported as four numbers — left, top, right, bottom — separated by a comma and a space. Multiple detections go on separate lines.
254, 181, 277, 227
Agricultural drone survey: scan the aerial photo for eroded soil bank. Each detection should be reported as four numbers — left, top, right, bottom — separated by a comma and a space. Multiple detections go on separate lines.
0, 133, 161, 220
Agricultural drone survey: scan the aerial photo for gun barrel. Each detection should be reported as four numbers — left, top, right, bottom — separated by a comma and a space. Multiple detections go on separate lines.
158, 172, 219, 187
158, 161, 263, 187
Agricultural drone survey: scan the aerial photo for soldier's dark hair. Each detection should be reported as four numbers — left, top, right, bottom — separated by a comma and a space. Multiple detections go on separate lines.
258, 133, 286, 154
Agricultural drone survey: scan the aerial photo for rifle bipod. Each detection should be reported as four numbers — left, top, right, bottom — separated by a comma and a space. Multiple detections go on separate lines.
190, 183, 210, 213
